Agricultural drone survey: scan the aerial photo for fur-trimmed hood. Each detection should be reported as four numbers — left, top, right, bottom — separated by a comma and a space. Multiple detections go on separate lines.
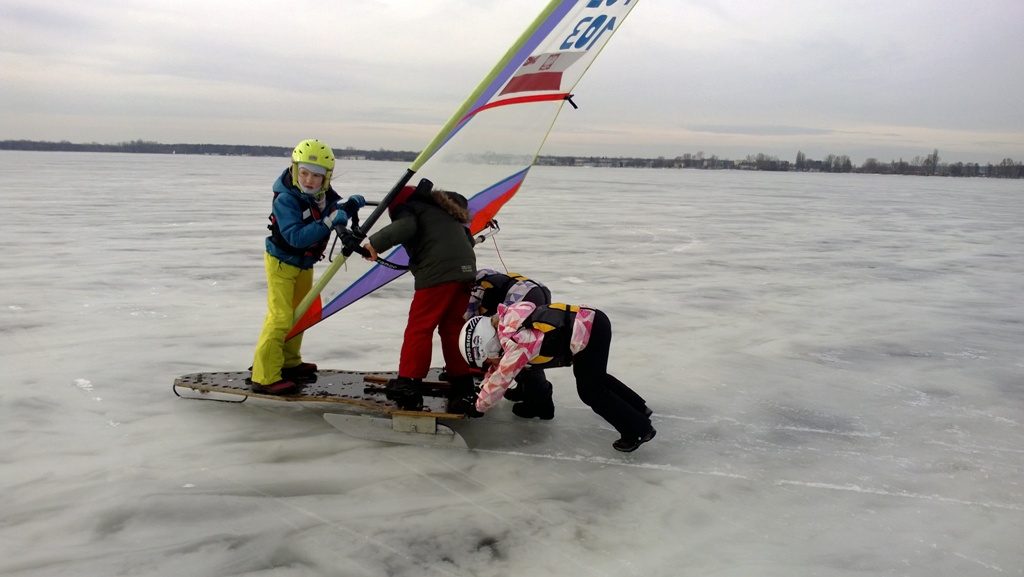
430, 188, 472, 224
368, 179, 477, 290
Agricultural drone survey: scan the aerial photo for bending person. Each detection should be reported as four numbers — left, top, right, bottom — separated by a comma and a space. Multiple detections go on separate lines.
460, 302, 655, 452
465, 269, 555, 419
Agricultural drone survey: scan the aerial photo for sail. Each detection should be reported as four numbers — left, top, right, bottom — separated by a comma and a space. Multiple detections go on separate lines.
288, 0, 639, 338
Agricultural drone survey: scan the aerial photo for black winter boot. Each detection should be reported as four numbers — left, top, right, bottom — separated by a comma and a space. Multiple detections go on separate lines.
511, 398, 555, 420
612, 428, 657, 452
385, 377, 423, 411
444, 374, 477, 400
503, 386, 525, 402
281, 362, 318, 381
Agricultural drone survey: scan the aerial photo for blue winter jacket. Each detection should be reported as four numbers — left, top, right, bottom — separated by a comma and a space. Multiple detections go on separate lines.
265, 168, 342, 270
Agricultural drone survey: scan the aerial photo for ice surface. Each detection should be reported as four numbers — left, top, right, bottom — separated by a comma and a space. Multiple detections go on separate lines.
2, 151, 1022, 576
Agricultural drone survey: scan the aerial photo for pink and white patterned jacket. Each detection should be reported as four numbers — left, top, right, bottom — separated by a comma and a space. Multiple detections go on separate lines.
475, 302, 596, 413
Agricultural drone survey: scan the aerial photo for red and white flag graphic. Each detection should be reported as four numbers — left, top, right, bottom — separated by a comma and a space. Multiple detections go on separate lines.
500, 51, 586, 96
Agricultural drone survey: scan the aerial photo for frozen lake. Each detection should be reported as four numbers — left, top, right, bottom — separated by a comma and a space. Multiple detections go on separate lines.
2, 151, 1022, 576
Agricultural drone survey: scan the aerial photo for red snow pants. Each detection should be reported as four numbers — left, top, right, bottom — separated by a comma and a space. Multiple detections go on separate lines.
398, 280, 473, 380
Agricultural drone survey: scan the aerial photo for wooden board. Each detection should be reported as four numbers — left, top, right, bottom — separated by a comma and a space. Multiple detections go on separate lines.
172, 368, 465, 419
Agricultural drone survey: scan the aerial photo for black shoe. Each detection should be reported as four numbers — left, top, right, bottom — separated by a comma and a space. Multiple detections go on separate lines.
612, 428, 657, 453
281, 362, 318, 380
385, 377, 423, 411
447, 397, 474, 415
444, 374, 476, 400
503, 386, 525, 402
512, 400, 554, 420
385, 376, 420, 396
250, 379, 302, 396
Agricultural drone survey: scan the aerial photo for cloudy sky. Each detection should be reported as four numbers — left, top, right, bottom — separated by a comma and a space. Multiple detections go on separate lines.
2, 0, 1022, 164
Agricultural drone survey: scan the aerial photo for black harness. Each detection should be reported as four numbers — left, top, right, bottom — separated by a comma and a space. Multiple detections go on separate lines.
477, 272, 546, 316
522, 303, 584, 368
267, 192, 329, 260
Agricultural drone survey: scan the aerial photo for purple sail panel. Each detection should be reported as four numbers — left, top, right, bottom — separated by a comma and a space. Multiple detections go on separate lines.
319, 248, 411, 318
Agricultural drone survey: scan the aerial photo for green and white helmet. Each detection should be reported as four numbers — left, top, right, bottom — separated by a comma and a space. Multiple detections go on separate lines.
291, 139, 335, 196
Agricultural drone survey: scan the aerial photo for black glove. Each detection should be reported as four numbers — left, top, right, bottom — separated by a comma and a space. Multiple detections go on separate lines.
339, 228, 370, 258
342, 195, 365, 218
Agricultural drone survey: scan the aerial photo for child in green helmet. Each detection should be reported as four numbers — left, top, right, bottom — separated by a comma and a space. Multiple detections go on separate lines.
250, 139, 365, 395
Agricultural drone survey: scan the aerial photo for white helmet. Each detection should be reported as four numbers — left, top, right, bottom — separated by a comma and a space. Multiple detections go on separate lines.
460, 315, 500, 369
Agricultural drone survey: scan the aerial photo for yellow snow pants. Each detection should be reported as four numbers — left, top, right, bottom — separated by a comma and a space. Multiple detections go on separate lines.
251, 253, 312, 385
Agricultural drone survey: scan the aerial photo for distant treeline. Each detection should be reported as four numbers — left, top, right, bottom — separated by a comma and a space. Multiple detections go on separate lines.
2, 139, 1021, 178
0, 139, 418, 163
543, 149, 1023, 178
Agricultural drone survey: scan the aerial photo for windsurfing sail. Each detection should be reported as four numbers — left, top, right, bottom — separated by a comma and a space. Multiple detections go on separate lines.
289, 0, 639, 338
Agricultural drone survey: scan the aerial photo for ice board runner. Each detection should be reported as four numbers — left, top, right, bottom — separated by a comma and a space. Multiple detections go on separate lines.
172, 368, 472, 449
